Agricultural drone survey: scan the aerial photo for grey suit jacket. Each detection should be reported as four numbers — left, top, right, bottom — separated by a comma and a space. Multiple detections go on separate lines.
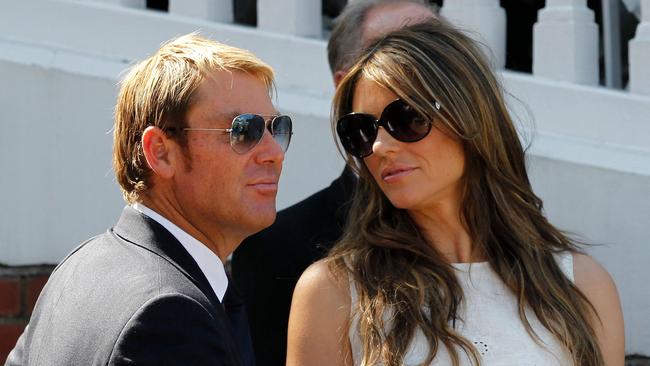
6, 207, 248, 366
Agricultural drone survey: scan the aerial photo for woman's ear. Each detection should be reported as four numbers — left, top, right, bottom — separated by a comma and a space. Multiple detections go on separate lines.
141, 126, 176, 179
334, 69, 348, 87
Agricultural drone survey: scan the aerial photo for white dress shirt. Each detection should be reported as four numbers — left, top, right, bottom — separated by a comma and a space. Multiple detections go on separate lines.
132, 203, 228, 302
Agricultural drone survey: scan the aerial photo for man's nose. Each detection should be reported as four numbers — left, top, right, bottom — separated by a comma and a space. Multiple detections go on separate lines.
254, 129, 285, 165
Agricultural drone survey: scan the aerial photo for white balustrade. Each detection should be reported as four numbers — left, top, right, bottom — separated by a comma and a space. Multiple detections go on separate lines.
629, 0, 650, 95
533, 0, 598, 86
440, 0, 506, 69
602, 0, 623, 89
168, 0, 233, 23
623, 0, 642, 19
257, 0, 322, 38
88, 0, 145, 8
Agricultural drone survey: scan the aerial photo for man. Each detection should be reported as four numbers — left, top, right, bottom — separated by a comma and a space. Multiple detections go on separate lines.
234, 0, 347, 26
6, 33, 291, 365
231, 1, 436, 365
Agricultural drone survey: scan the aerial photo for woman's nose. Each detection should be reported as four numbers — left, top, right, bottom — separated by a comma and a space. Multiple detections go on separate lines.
371, 127, 399, 157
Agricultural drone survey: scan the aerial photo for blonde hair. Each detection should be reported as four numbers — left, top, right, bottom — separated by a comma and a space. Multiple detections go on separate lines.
330, 20, 603, 366
113, 33, 274, 203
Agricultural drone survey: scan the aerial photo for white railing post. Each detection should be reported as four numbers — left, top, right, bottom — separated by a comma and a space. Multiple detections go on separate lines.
533, 0, 598, 86
168, 0, 233, 23
88, 0, 145, 8
602, 0, 623, 89
257, 0, 322, 38
629, 0, 650, 95
440, 0, 506, 69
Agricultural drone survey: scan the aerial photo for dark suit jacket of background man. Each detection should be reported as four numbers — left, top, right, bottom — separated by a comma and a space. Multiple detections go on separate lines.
6, 207, 251, 366
232, 167, 355, 366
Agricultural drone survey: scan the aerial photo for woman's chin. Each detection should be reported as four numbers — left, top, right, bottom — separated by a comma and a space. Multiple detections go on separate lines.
385, 195, 416, 210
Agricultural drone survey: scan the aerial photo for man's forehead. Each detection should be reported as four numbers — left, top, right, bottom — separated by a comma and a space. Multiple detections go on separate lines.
200, 69, 266, 93
199, 70, 274, 104
189, 70, 278, 125
362, 2, 435, 46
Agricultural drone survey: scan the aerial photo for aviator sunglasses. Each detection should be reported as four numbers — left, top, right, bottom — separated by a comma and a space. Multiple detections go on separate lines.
336, 99, 441, 158
168, 113, 293, 154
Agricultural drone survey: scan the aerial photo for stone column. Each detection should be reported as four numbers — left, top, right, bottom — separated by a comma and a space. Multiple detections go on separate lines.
440, 0, 506, 69
630, 0, 650, 94
533, 0, 598, 86
169, 0, 233, 23
258, 0, 322, 38
602, 0, 623, 88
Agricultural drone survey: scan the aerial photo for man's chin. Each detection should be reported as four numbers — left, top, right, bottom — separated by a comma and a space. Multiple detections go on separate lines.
250, 209, 277, 233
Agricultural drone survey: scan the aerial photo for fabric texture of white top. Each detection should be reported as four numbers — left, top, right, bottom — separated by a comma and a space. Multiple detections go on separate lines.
349, 253, 575, 366
132, 203, 228, 302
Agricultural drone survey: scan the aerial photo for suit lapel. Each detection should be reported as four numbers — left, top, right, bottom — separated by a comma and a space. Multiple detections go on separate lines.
111, 207, 222, 310
112, 206, 253, 365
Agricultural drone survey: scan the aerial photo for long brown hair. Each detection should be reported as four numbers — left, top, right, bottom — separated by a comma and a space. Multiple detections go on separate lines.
329, 20, 603, 366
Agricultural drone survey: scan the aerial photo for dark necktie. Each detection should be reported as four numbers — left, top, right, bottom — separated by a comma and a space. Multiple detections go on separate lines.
223, 281, 256, 366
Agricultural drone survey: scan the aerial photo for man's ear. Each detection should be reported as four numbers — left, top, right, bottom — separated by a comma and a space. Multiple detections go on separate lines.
141, 126, 176, 179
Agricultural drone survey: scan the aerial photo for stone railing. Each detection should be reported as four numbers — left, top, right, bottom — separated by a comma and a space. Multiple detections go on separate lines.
89, 0, 650, 93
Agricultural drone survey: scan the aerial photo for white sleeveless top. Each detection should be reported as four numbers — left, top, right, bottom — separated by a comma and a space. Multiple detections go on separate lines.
348, 253, 574, 365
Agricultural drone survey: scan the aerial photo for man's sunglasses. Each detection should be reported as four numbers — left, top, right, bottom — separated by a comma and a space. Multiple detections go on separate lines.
336, 99, 440, 158
168, 113, 293, 154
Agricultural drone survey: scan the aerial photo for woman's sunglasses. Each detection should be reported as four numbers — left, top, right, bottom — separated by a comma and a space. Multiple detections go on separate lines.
169, 113, 293, 154
336, 99, 440, 158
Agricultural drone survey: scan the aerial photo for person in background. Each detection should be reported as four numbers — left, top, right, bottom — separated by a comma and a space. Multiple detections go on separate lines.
287, 20, 624, 366
234, 0, 347, 27
6, 33, 292, 366
231, 1, 436, 365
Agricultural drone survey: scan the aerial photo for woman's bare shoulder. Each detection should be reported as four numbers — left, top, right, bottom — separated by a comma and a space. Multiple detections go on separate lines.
287, 259, 353, 366
293, 259, 351, 313
572, 252, 625, 366
572, 253, 617, 298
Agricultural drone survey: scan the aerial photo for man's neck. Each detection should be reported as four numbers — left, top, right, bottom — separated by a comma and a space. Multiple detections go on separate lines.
138, 197, 235, 263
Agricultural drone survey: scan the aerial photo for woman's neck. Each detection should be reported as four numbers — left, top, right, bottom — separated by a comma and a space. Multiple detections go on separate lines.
408, 201, 480, 264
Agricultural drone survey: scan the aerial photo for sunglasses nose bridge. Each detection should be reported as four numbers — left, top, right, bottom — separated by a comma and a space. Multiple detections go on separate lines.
376, 116, 401, 143
263, 117, 274, 133
376, 117, 390, 133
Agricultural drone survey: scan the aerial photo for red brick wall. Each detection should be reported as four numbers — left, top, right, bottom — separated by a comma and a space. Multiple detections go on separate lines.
0, 265, 55, 363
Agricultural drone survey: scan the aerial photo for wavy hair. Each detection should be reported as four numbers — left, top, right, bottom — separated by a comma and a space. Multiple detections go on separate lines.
329, 20, 603, 366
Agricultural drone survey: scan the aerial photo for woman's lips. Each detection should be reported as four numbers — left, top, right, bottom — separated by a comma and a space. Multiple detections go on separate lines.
381, 166, 415, 183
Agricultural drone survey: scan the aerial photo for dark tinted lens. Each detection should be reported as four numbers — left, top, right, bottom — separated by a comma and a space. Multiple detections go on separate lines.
271, 115, 292, 152
336, 113, 378, 158
381, 100, 431, 142
231, 114, 265, 154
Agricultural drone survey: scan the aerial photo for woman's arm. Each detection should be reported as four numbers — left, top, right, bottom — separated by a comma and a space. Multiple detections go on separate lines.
573, 253, 625, 366
287, 260, 353, 366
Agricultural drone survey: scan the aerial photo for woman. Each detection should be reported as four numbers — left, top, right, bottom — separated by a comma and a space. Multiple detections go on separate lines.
286, 21, 624, 366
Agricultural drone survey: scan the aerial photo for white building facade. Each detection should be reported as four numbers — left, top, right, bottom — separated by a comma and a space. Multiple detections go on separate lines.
0, 0, 649, 357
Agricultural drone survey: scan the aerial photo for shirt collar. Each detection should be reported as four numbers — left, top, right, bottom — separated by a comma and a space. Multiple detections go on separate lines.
132, 203, 228, 302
